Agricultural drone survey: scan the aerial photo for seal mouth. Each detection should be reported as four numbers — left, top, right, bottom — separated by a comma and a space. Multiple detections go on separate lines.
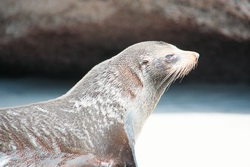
157, 54, 198, 90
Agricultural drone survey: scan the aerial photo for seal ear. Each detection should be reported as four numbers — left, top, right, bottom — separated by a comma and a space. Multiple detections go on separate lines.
140, 56, 150, 65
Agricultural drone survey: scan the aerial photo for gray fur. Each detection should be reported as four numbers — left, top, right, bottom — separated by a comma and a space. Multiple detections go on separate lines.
0, 41, 199, 166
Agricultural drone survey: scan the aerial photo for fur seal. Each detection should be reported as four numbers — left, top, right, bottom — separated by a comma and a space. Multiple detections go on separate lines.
0, 41, 199, 166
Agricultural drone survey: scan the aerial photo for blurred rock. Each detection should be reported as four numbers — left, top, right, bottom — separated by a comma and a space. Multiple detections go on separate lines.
0, 0, 249, 82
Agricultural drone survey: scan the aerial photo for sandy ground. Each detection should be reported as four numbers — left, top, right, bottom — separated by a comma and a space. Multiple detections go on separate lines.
136, 113, 250, 167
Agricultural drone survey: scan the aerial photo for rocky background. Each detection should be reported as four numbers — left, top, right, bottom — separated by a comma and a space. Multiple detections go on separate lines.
0, 0, 249, 83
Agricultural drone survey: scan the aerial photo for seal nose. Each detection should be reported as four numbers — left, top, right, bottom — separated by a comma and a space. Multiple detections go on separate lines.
194, 52, 199, 61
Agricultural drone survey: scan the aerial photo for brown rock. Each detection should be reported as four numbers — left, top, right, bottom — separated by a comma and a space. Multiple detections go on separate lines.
0, 0, 249, 82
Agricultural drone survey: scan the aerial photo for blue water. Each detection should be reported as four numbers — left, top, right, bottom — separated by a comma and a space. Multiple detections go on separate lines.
157, 84, 250, 114
0, 77, 249, 114
0, 78, 74, 108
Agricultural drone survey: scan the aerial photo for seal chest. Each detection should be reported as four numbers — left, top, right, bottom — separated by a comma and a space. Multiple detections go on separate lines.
0, 41, 199, 166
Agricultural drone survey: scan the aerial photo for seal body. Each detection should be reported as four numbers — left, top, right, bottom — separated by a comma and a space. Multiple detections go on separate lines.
0, 41, 199, 166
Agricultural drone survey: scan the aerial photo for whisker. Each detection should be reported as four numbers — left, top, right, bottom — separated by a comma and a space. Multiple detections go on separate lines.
164, 69, 180, 88
157, 71, 175, 89
177, 68, 186, 83
157, 61, 198, 90
164, 74, 177, 91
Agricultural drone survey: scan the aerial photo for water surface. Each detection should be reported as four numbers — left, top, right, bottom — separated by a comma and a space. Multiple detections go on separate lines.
1, 78, 249, 114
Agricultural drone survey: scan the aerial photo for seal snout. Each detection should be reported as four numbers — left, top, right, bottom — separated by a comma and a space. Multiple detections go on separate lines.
186, 51, 199, 64
194, 52, 200, 62
188, 51, 199, 62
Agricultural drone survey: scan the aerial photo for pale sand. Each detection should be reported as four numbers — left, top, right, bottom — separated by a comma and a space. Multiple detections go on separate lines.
136, 113, 250, 167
